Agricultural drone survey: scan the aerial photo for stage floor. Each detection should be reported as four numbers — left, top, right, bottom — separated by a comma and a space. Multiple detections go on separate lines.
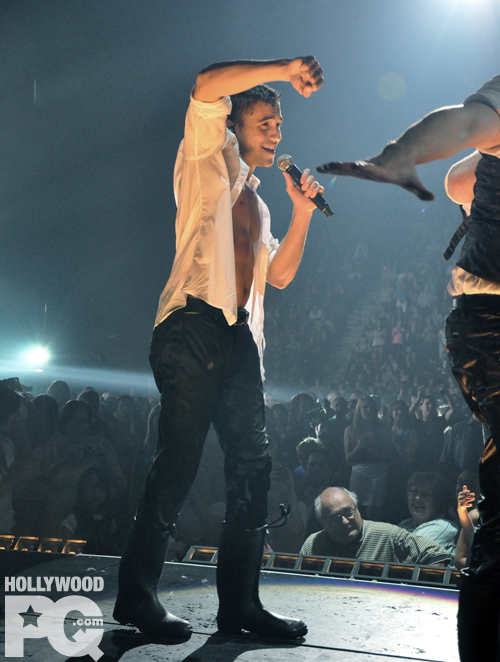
1, 552, 459, 661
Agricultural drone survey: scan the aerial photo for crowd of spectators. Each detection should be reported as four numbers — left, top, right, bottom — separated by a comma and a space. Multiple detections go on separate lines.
0, 373, 482, 569
0, 223, 483, 568
264, 212, 461, 407
266, 388, 482, 567
0, 380, 156, 556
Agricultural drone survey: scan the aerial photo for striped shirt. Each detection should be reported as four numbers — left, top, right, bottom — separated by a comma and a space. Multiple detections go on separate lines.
300, 520, 450, 565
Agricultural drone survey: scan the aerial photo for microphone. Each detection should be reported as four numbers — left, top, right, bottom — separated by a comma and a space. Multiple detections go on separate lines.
277, 154, 334, 218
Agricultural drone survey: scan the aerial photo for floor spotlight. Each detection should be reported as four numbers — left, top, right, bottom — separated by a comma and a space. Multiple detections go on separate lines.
25, 346, 50, 367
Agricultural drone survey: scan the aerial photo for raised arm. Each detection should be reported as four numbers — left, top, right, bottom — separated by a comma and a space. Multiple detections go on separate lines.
193, 57, 323, 102
266, 168, 323, 289
454, 485, 478, 569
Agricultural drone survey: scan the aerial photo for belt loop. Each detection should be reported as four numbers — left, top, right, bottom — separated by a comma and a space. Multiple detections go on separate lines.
460, 293, 466, 317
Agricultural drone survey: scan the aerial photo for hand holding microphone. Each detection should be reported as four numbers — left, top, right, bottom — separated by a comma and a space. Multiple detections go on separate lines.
277, 154, 334, 218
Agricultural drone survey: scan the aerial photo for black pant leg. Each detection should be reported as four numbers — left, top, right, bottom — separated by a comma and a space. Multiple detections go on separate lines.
212, 324, 271, 530
446, 304, 500, 662
140, 309, 226, 531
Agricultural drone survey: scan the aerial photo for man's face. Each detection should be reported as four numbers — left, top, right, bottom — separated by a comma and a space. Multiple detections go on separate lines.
420, 398, 436, 421
320, 490, 363, 546
407, 485, 439, 526
232, 101, 282, 169
306, 452, 330, 486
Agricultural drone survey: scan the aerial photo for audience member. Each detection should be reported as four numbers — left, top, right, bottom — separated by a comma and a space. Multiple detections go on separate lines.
412, 395, 448, 472
344, 396, 390, 520
385, 400, 418, 523
36, 399, 126, 536
300, 487, 450, 565
46, 380, 71, 411
279, 393, 316, 470
439, 414, 484, 478
318, 397, 350, 487
454, 472, 480, 570
0, 385, 23, 534
266, 462, 306, 553
398, 472, 459, 555
294, 437, 335, 538
25, 395, 59, 449
61, 466, 124, 555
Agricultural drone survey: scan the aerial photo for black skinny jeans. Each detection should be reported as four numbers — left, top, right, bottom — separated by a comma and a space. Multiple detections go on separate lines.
140, 298, 271, 534
446, 295, 500, 660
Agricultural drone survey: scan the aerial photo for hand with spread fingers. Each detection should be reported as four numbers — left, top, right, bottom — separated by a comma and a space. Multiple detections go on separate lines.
317, 145, 435, 201
457, 485, 476, 515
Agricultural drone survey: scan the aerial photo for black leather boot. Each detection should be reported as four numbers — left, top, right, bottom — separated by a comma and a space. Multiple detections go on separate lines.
458, 567, 500, 662
113, 520, 192, 640
216, 524, 307, 639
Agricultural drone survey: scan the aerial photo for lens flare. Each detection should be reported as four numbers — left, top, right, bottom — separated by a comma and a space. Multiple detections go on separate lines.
25, 347, 50, 366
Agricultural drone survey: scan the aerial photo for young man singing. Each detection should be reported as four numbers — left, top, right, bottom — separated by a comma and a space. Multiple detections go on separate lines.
114, 56, 324, 642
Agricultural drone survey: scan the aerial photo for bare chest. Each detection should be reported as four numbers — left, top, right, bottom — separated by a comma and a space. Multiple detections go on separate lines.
232, 184, 262, 248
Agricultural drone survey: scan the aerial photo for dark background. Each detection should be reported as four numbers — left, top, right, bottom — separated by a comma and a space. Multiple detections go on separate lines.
1, 0, 498, 391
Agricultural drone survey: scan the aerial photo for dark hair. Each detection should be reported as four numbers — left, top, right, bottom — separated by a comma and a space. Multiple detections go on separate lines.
407, 472, 451, 514
46, 380, 71, 408
59, 399, 92, 435
421, 395, 436, 406
78, 389, 100, 414
289, 392, 315, 421
388, 400, 411, 427
352, 395, 379, 434
228, 84, 281, 130
296, 437, 328, 468
32, 395, 59, 436
0, 386, 21, 429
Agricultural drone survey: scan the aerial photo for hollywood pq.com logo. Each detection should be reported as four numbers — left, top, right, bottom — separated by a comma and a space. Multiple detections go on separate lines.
5, 574, 105, 660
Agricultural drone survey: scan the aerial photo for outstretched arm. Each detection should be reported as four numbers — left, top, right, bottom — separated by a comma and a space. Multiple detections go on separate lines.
317, 101, 500, 200
194, 57, 323, 102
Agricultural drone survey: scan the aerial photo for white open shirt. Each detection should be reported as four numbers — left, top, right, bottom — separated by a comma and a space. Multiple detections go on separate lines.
154, 91, 279, 370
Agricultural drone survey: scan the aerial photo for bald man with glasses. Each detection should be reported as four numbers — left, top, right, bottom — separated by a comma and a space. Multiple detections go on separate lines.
300, 487, 449, 566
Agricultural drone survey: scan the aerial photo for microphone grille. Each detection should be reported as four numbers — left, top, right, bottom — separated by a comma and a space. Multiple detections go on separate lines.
277, 154, 293, 171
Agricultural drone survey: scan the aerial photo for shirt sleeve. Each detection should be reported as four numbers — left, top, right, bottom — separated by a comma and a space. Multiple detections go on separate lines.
182, 89, 232, 160
300, 534, 314, 555
61, 513, 78, 534
267, 232, 280, 265
413, 519, 459, 540
394, 528, 450, 565
463, 74, 500, 116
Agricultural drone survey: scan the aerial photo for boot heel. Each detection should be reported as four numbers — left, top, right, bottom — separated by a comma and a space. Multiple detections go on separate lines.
216, 524, 308, 640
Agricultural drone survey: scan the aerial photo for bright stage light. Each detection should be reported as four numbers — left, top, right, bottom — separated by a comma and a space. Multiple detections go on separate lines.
25, 346, 50, 367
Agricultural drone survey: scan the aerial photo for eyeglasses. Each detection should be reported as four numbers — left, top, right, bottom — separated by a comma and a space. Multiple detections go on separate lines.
325, 507, 357, 525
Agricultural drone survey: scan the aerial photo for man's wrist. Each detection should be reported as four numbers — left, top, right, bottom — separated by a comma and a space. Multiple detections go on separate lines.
291, 207, 314, 223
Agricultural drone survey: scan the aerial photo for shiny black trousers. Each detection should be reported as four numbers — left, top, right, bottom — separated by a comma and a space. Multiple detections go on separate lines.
446, 295, 500, 662
141, 299, 271, 534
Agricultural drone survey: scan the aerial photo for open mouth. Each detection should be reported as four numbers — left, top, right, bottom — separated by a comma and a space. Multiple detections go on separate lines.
262, 146, 276, 155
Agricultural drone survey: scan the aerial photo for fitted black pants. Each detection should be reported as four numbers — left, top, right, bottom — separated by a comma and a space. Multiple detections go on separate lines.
446, 295, 500, 662
139, 298, 271, 535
